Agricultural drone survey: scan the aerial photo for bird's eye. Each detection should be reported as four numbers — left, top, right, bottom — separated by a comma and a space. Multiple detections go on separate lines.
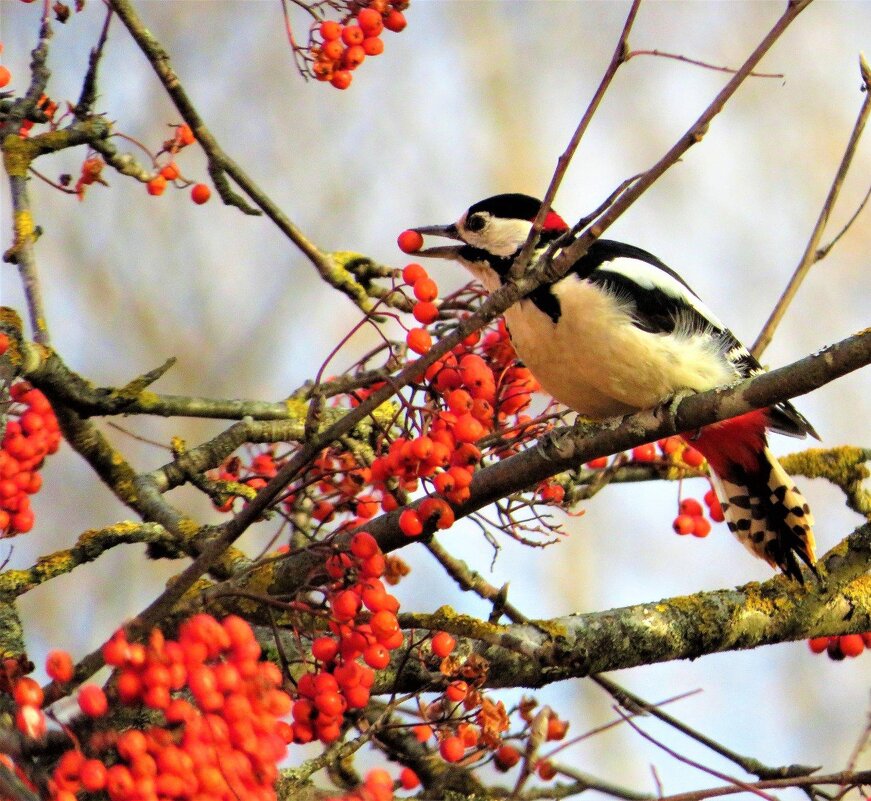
465, 213, 486, 233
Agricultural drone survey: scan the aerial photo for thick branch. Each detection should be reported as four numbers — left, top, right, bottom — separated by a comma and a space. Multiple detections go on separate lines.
384, 524, 870, 693
358, 328, 871, 556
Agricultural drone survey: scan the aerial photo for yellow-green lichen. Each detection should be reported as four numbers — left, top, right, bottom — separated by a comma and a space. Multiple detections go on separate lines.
2, 135, 39, 176
425, 605, 513, 642
13, 210, 35, 247
285, 396, 310, 420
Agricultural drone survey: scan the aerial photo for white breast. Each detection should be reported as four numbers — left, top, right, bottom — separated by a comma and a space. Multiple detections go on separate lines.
503, 275, 737, 418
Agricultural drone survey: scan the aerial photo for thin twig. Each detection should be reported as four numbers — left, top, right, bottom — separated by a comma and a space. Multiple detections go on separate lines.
592, 675, 817, 780
814, 182, 871, 261
106, 0, 390, 314
752, 53, 871, 358
614, 708, 779, 801
626, 49, 783, 79
512, 0, 642, 278
658, 770, 871, 801
548, 0, 813, 283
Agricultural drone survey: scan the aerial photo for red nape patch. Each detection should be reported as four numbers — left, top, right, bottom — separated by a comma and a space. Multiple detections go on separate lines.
683, 410, 769, 480
543, 210, 568, 232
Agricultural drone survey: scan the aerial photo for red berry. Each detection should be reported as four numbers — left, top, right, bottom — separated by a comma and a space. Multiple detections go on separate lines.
538, 760, 557, 780
13, 677, 43, 707
402, 262, 427, 283
320, 20, 342, 40
370, 609, 399, 640
363, 643, 390, 669
495, 744, 521, 771
399, 508, 423, 537
315, 690, 344, 717
807, 636, 830, 654
406, 327, 432, 355
147, 175, 167, 196
351, 531, 379, 559
839, 634, 865, 657
453, 413, 484, 443
78, 684, 108, 717
160, 162, 179, 180
342, 24, 364, 45
431, 631, 455, 658
586, 456, 608, 469
418, 497, 455, 529
321, 38, 344, 61
0, 66, 11, 89
362, 36, 385, 56
45, 650, 74, 682
413, 724, 433, 742
632, 443, 657, 462
445, 679, 468, 702
311, 636, 339, 662
176, 124, 195, 146
330, 70, 352, 90
357, 8, 384, 36
546, 716, 569, 741
331, 589, 361, 621
682, 446, 705, 467
342, 45, 366, 70
672, 514, 695, 536
413, 277, 439, 302
679, 498, 703, 517
439, 735, 464, 763
80, 759, 108, 792
383, 9, 407, 32
397, 229, 423, 254
691, 516, 711, 538
413, 300, 439, 324
704, 488, 725, 522
190, 183, 211, 204
399, 767, 420, 789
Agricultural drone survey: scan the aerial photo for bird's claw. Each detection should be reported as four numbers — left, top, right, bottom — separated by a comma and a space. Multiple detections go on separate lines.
656, 388, 698, 431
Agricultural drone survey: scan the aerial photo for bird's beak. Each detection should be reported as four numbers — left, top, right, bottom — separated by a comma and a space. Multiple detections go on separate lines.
410, 223, 463, 259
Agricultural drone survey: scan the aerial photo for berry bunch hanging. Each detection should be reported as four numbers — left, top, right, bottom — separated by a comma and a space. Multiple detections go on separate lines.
0, 374, 61, 537
299, 0, 410, 90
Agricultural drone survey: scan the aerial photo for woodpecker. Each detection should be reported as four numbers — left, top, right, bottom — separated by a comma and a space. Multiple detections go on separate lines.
411, 193, 818, 581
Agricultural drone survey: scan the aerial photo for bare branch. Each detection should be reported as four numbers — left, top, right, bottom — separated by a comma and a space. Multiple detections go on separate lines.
752, 54, 871, 357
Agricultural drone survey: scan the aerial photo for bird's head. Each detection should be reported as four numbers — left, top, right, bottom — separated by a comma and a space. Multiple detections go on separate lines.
410, 193, 569, 288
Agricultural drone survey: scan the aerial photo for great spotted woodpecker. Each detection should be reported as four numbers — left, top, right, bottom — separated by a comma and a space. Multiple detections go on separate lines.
410, 193, 818, 581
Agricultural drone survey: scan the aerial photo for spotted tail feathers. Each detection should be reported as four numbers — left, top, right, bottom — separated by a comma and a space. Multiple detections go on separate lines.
709, 447, 817, 582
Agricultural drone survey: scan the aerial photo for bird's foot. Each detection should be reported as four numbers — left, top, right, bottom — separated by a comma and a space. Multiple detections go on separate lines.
655, 388, 698, 431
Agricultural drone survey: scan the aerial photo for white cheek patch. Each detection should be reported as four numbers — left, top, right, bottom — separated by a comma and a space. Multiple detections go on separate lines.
599, 258, 726, 332
461, 215, 534, 258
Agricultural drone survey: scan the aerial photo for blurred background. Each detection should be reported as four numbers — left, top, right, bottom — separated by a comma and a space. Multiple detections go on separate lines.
2, 0, 869, 796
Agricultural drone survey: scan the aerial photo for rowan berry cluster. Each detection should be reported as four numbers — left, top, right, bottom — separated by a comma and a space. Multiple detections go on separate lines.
210, 261, 547, 543
585, 435, 722, 540
0, 376, 61, 537
306, 1, 410, 90
808, 632, 871, 660
145, 124, 211, 204
19, 615, 292, 801
290, 530, 406, 744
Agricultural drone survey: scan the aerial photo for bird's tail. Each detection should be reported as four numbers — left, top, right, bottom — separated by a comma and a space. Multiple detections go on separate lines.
685, 412, 817, 582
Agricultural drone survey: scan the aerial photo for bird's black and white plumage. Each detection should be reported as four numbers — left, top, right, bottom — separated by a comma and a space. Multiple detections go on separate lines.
411, 193, 818, 581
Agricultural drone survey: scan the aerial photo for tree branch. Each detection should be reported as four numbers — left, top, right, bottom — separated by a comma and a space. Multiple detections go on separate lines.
752, 52, 871, 358
386, 523, 869, 692
357, 328, 871, 558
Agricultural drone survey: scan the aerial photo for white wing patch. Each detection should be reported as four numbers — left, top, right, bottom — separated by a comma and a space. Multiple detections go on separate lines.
596, 257, 727, 332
